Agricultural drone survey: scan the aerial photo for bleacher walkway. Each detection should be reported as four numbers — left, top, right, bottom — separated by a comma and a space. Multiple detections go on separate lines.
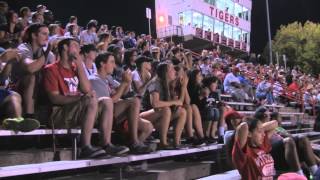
1, 101, 320, 179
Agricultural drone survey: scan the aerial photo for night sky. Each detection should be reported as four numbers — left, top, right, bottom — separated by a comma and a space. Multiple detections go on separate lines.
4, 0, 320, 54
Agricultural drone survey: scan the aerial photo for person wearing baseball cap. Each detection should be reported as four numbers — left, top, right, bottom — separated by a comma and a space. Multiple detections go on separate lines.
224, 110, 244, 168
151, 46, 161, 62
132, 56, 153, 96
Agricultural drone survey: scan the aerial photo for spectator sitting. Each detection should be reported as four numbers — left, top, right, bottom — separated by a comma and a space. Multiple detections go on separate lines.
43, 38, 116, 158
64, 24, 80, 41
200, 56, 211, 77
237, 69, 255, 101
131, 56, 152, 96
273, 76, 284, 103
202, 76, 226, 143
35, 4, 46, 16
48, 24, 61, 42
255, 107, 320, 177
170, 47, 182, 65
43, 10, 54, 25
90, 52, 154, 154
140, 61, 187, 149
256, 74, 275, 104
80, 44, 97, 79
303, 84, 314, 112
11, 23, 54, 120
0, 49, 40, 132
173, 66, 206, 146
223, 67, 249, 102
108, 44, 124, 82
123, 48, 138, 71
0, 10, 23, 49
65, 16, 77, 31
17, 7, 31, 30
96, 32, 111, 52
123, 31, 136, 49
80, 21, 98, 45
31, 12, 44, 24
232, 117, 277, 179
138, 40, 149, 54
224, 110, 244, 168
151, 46, 161, 62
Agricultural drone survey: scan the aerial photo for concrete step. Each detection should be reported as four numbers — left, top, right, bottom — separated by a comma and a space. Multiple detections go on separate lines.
198, 169, 240, 180
0, 148, 72, 167
50, 161, 213, 180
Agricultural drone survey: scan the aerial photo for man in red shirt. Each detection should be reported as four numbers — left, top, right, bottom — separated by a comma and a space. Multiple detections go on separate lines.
232, 117, 278, 180
43, 38, 128, 158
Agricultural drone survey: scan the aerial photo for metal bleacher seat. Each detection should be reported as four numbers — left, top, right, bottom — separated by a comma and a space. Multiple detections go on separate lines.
237, 111, 304, 116
0, 128, 99, 160
226, 102, 284, 108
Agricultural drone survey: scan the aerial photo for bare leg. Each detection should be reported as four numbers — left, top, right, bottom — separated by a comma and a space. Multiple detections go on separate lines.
210, 121, 218, 138
22, 74, 35, 115
184, 104, 193, 137
114, 98, 140, 144
97, 97, 114, 146
284, 137, 301, 171
81, 95, 98, 147
315, 155, 320, 165
138, 118, 154, 142
191, 105, 204, 138
205, 121, 212, 138
218, 106, 225, 138
1, 92, 22, 118
140, 107, 171, 146
297, 136, 317, 166
172, 107, 187, 145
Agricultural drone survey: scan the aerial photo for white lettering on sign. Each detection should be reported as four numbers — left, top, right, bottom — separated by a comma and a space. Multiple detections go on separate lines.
146, 8, 152, 19
209, 6, 239, 26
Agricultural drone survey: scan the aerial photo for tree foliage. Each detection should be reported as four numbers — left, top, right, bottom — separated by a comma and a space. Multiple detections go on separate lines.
270, 21, 320, 74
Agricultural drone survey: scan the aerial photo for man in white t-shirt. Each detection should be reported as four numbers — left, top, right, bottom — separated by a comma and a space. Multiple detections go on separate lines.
223, 67, 249, 102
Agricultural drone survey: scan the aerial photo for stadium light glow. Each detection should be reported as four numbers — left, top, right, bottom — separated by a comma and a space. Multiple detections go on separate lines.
159, 15, 165, 23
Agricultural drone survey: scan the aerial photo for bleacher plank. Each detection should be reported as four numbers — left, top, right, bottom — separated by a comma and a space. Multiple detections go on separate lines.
238, 111, 304, 116
198, 169, 241, 180
221, 94, 232, 98
0, 160, 91, 177
0, 144, 223, 178
0, 129, 99, 137
292, 131, 320, 137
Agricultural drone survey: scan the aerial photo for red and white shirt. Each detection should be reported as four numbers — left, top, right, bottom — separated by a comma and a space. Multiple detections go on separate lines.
43, 62, 80, 97
232, 135, 275, 180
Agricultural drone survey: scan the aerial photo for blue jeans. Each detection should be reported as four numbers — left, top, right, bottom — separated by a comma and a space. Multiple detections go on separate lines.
256, 92, 274, 104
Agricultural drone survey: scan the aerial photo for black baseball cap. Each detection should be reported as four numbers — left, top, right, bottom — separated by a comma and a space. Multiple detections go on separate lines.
135, 56, 153, 68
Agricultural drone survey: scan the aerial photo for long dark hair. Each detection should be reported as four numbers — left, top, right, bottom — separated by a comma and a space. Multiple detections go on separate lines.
187, 69, 202, 92
123, 48, 137, 70
247, 117, 261, 133
156, 61, 172, 101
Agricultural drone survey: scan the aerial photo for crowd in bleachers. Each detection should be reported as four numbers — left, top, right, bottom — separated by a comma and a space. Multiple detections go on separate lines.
1, 2, 320, 179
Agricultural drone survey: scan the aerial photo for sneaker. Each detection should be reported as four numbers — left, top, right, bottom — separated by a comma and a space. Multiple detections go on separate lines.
183, 137, 195, 145
79, 146, 107, 159
205, 137, 218, 145
103, 144, 130, 156
145, 135, 160, 144
174, 144, 189, 150
158, 144, 175, 150
217, 136, 224, 144
131, 143, 154, 154
193, 138, 206, 147
2, 117, 40, 132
